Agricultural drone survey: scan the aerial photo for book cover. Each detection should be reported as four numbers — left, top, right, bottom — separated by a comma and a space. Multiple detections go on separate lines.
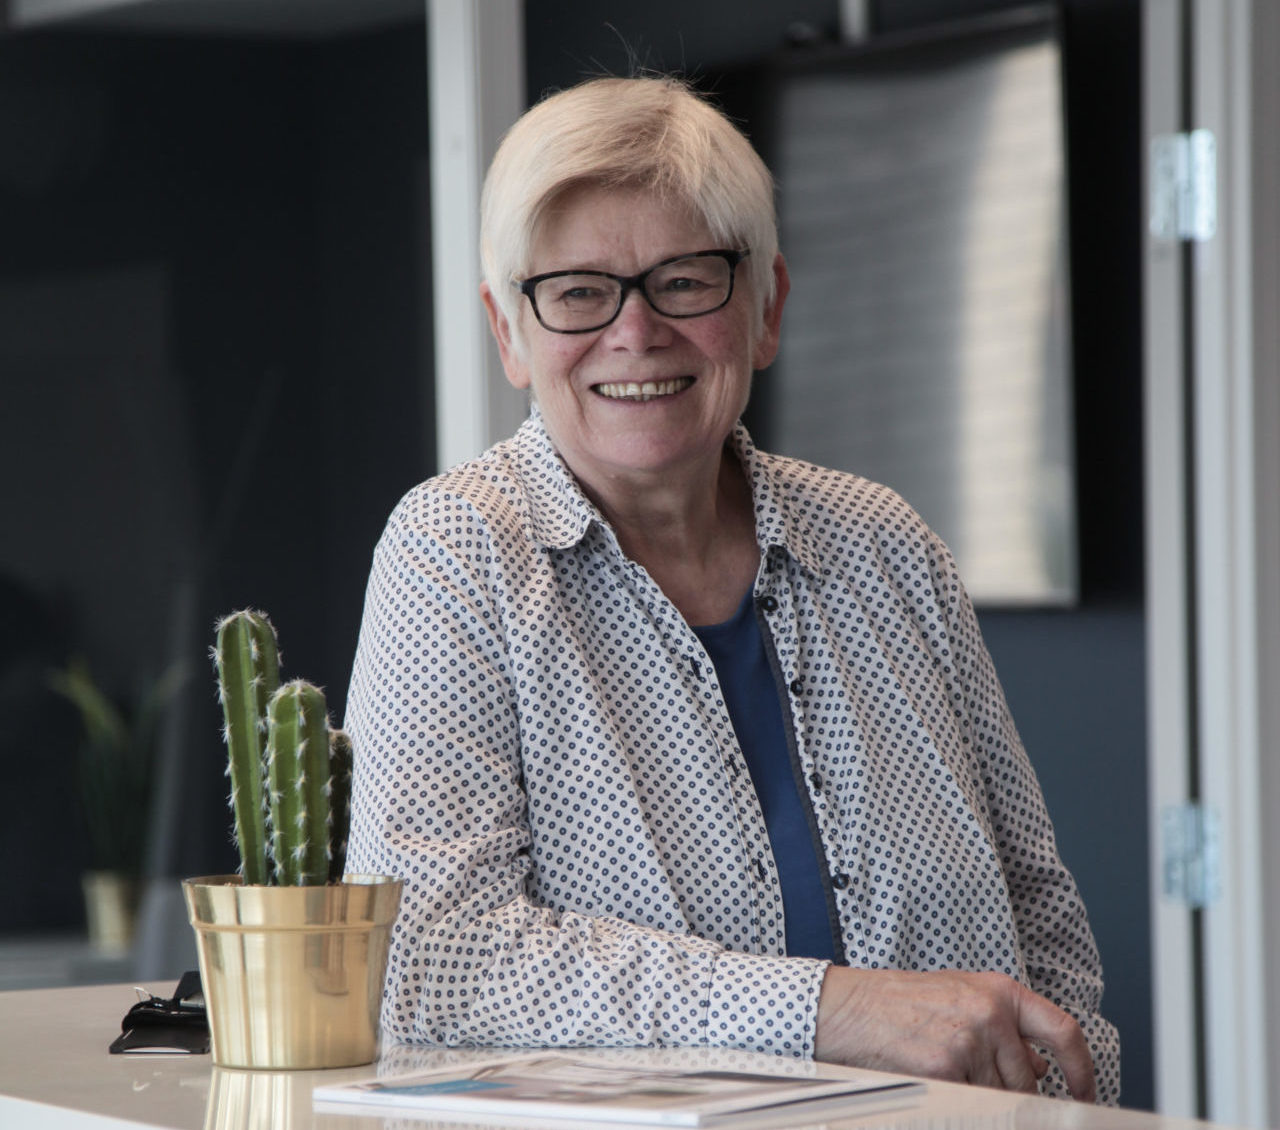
313, 1052, 924, 1127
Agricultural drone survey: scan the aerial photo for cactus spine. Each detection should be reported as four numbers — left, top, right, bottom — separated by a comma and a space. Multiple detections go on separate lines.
214, 610, 280, 886
213, 610, 350, 886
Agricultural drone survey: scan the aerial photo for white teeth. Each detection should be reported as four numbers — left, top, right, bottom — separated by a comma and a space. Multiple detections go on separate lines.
595, 377, 693, 401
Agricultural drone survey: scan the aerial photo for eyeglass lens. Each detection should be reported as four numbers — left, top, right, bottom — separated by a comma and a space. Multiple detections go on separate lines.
531, 253, 736, 332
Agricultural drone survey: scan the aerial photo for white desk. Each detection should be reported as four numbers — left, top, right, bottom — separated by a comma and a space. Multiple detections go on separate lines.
0, 982, 1234, 1130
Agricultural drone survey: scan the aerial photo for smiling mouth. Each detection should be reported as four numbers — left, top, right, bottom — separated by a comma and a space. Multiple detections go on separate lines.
593, 377, 694, 402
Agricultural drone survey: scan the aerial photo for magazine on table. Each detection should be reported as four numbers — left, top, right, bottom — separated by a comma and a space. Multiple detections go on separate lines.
312, 1051, 925, 1127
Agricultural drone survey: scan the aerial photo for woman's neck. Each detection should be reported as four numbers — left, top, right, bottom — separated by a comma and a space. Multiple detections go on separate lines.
578, 447, 761, 625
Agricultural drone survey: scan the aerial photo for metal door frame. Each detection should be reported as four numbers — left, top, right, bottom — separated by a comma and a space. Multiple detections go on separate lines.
1144, 2, 1280, 1123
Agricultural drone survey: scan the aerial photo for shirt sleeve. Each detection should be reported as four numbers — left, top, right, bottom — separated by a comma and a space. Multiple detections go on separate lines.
343, 497, 829, 1055
932, 536, 1122, 1104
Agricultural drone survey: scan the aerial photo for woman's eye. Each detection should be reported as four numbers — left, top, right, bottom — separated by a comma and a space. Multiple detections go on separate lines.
657, 275, 707, 293
545, 280, 610, 305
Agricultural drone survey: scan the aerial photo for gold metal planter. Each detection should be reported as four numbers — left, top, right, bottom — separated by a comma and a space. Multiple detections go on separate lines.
182, 873, 402, 1070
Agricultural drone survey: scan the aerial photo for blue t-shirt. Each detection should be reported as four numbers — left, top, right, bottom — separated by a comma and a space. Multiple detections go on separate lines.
693, 591, 837, 961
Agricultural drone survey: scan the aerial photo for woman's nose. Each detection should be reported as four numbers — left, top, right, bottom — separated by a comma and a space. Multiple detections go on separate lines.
604, 287, 672, 349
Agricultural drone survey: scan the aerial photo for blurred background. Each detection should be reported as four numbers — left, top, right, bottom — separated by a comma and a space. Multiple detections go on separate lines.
0, 0, 1146, 1108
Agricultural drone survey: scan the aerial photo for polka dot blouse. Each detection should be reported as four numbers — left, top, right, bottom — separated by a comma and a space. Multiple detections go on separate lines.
344, 410, 1121, 1103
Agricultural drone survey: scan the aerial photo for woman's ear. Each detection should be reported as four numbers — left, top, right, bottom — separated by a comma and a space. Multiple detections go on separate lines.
752, 253, 790, 371
481, 282, 532, 390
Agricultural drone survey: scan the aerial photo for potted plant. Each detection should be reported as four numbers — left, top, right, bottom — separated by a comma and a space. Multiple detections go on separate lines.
183, 609, 402, 1070
48, 658, 185, 952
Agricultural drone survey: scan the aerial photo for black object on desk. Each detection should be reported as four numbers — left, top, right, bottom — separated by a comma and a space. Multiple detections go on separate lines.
109, 970, 210, 1055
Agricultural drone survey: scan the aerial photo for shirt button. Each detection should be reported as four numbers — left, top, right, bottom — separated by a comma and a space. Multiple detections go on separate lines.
831, 871, 850, 890
809, 771, 822, 791
757, 595, 779, 613
789, 678, 803, 696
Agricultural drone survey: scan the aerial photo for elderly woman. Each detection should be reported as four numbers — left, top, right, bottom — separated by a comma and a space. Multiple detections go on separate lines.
344, 75, 1119, 1104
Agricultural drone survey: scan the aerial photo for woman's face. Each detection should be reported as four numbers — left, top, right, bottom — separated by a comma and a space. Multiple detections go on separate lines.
482, 185, 787, 500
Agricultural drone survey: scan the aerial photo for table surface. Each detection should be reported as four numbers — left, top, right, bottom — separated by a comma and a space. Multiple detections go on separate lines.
0, 982, 1235, 1130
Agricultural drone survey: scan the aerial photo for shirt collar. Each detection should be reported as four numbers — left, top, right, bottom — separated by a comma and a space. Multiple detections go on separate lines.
508, 408, 600, 549
509, 407, 825, 575
728, 423, 826, 577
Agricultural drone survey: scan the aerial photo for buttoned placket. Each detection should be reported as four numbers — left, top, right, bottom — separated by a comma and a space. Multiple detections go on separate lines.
678, 610, 785, 957
590, 523, 785, 956
753, 550, 848, 964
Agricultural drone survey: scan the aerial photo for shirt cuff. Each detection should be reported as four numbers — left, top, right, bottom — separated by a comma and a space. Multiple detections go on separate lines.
703, 950, 830, 1057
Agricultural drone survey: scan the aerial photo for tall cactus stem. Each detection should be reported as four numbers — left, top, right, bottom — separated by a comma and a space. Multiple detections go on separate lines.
214, 610, 280, 885
327, 728, 354, 883
266, 680, 331, 886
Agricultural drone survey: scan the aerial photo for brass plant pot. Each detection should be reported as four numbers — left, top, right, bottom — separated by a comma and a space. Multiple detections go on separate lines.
182, 873, 403, 1070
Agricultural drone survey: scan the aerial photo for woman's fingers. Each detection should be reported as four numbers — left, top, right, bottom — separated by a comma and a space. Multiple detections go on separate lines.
991, 1036, 1047, 1093
814, 967, 1095, 1101
1012, 985, 1097, 1103
1028, 1041, 1052, 1079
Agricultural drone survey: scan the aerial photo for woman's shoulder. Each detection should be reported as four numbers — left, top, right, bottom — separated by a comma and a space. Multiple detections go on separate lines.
751, 447, 963, 614
752, 447, 936, 539
384, 435, 531, 541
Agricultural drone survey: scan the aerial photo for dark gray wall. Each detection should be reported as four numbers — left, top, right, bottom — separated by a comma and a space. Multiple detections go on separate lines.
0, 22, 431, 913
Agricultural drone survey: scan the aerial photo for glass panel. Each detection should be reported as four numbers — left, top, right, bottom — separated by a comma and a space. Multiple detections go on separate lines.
768, 19, 1076, 605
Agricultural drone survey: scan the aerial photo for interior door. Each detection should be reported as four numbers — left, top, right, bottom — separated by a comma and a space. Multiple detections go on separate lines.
1143, 2, 1280, 1124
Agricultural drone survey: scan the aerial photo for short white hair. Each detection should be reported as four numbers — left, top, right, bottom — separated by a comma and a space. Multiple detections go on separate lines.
480, 75, 778, 348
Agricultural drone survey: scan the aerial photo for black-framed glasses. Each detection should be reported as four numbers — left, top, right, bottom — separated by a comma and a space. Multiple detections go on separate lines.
516, 248, 750, 334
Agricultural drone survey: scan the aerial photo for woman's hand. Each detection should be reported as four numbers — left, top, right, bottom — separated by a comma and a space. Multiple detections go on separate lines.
814, 966, 1096, 1103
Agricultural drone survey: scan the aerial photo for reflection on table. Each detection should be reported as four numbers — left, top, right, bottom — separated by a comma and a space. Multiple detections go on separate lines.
0, 982, 1231, 1130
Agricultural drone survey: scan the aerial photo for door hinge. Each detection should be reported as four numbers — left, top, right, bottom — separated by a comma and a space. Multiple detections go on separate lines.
1149, 129, 1217, 242
1161, 802, 1220, 908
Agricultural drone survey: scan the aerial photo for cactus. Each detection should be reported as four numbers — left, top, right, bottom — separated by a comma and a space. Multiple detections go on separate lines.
265, 681, 331, 886
214, 611, 280, 886
327, 729, 354, 884
213, 610, 350, 886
